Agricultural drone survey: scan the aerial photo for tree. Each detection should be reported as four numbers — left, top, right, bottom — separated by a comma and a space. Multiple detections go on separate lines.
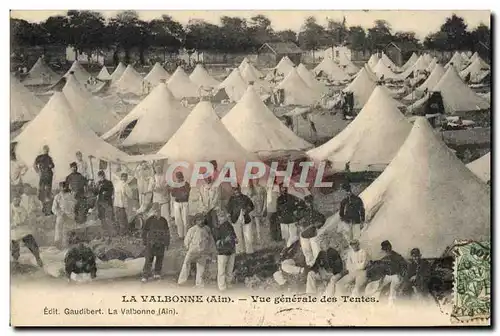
348, 26, 366, 50
366, 19, 392, 51
298, 16, 327, 60
65, 10, 106, 61
248, 14, 274, 47
219, 16, 253, 52
39, 16, 68, 45
393, 31, 421, 48
273, 29, 297, 43
11, 18, 47, 47
108, 10, 150, 64
423, 31, 448, 50
148, 15, 185, 61
470, 23, 490, 47
185, 19, 222, 60
325, 17, 347, 46
439, 14, 470, 50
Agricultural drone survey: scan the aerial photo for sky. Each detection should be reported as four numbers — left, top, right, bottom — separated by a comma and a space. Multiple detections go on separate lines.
10, 10, 490, 40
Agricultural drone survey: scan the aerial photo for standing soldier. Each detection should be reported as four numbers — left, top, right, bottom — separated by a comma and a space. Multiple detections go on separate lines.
33, 145, 55, 215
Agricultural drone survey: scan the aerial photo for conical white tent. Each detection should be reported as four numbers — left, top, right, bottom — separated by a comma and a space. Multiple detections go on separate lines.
121, 85, 190, 146
102, 83, 189, 143
144, 62, 170, 87
380, 53, 397, 70
240, 63, 271, 95
10, 75, 45, 123
14, 92, 128, 186
422, 53, 433, 64
63, 74, 120, 135
97, 66, 111, 81
189, 64, 220, 89
364, 64, 379, 82
469, 52, 480, 64
367, 54, 380, 70
400, 53, 418, 71
275, 56, 295, 77
461, 51, 470, 62
110, 65, 145, 96
319, 117, 490, 258
22, 57, 59, 85
460, 57, 491, 83
397, 56, 430, 80
110, 62, 126, 83
276, 68, 322, 106
445, 52, 467, 71
403, 63, 445, 100
222, 86, 312, 153
218, 68, 248, 102
426, 57, 438, 72
296, 63, 328, 94
63, 60, 91, 83
343, 67, 377, 109
373, 59, 398, 80
467, 152, 491, 183
239, 60, 264, 78
313, 58, 350, 81
167, 66, 201, 100
410, 66, 490, 114
308, 85, 411, 172
337, 56, 360, 75
157, 100, 259, 169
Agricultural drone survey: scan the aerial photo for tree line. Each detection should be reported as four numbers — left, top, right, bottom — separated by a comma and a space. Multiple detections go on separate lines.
11, 10, 490, 65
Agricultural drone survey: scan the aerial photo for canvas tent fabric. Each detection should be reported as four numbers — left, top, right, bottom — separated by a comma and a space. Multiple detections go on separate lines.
459, 57, 491, 83
380, 53, 398, 70
461, 51, 470, 62
469, 52, 480, 64
400, 53, 418, 71
110, 65, 145, 96
120, 84, 191, 146
239, 58, 264, 78
222, 86, 312, 153
218, 68, 248, 102
62, 74, 120, 135
167, 66, 201, 100
240, 64, 272, 96
367, 54, 380, 70
403, 63, 446, 100
467, 152, 490, 183
343, 67, 377, 109
296, 63, 328, 94
373, 59, 398, 80
308, 85, 412, 172
10, 75, 45, 122
22, 57, 60, 86
102, 83, 189, 144
97, 66, 111, 81
110, 62, 126, 83
276, 68, 322, 106
189, 64, 221, 89
318, 117, 490, 258
426, 57, 438, 72
275, 56, 295, 77
157, 101, 259, 170
313, 58, 350, 82
14, 92, 128, 186
144, 62, 170, 87
63, 61, 91, 83
445, 52, 467, 71
409, 66, 490, 114
364, 64, 379, 82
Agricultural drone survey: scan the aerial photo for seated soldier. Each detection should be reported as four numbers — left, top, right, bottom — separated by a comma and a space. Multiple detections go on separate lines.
64, 232, 97, 282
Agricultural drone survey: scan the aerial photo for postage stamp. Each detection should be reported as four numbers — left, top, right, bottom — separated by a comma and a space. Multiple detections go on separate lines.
451, 240, 491, 324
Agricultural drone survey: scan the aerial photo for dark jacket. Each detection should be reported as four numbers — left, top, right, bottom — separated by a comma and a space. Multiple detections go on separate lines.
380, 251, 408, 277
95, 179, 114, 206
276, 193, 307, 224
213, 221, 237, 255
279, 240, 306, 268
226, 194, 254, 224
339, 194, 365, 224
34, 154, 54, 176
66, 172, 87, 199
171, 182, 190, 203
64, 243, 97, 279
142, 215, 170, 246
408, 259, 431, 292
311, 248, 344, 275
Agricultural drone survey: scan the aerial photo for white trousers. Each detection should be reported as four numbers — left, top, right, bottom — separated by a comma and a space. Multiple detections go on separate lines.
54, 215, 69, 248
367, 274, 403, 305
306, 269, 342, 296
178, 251, 208, 287
280, 223, 298, 246
253, 216, 263, 241
233, 220, 254, 254
217, 254, 236, 291
337, 269, 368, 296
173, 202, 189, 238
